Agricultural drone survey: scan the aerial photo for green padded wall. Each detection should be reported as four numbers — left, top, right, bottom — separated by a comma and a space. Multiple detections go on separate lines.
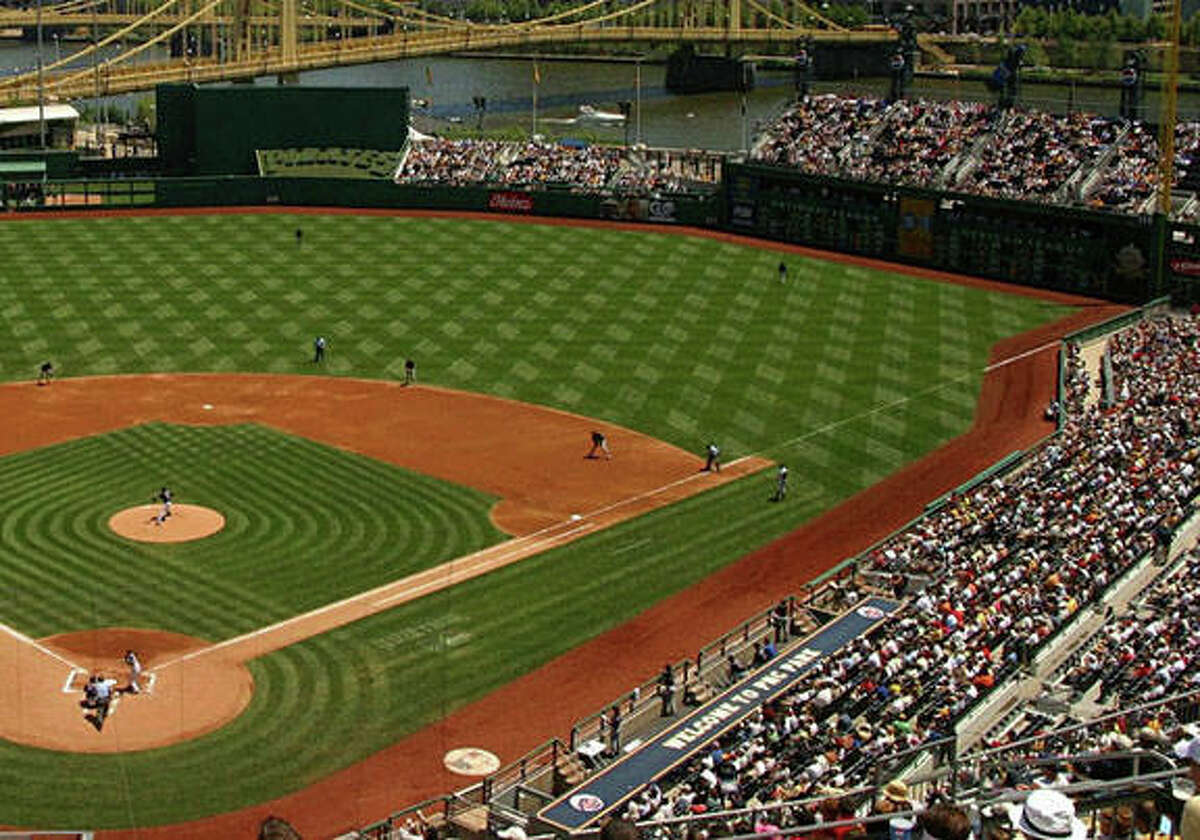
156, 84, 409, 176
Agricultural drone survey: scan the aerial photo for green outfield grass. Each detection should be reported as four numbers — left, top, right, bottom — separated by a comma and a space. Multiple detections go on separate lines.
0, 423, 505, 640
0, 213, 1075, 828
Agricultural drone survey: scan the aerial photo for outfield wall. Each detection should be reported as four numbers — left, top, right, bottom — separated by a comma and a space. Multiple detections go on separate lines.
12, 159, 1200, 305
723, 162, 1182, 305
151, 176, 723, 227
155, 85, 411, 177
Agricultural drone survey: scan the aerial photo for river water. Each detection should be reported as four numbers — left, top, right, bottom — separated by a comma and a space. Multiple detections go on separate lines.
4, 38, 1200, 150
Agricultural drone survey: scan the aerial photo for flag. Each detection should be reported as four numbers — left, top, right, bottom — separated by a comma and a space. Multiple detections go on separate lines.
425, 65, 433, 85
533, 61, 541, 86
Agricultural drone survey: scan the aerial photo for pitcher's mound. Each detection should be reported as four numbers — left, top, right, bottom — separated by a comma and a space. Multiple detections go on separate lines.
109, 504, 226, 543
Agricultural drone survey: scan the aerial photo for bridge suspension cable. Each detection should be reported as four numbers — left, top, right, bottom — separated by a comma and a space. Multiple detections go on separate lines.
0, 0, 187, 90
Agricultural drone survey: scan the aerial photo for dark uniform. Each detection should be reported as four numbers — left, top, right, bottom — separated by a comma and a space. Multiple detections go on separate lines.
587, 431, 611, 459
703, 443, 721, 472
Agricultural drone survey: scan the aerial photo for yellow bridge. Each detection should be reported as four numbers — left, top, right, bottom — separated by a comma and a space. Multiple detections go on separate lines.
0, 0, 898, 104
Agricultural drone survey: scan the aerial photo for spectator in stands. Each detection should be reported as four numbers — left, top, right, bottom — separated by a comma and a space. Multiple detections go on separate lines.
1011, 790, 1087, 840
1181, 738, 1200, 840
873, 780, 913, 817
918, 803, 972, 840
601, 816, 642, 840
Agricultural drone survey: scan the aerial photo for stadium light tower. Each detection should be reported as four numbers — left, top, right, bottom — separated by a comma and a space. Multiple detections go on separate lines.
36, 0, 45, 149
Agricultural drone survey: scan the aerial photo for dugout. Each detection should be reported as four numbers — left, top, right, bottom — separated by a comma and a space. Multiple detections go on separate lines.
0, 103, 79, 151
0, 159, 46, 210
155, 84, 410, 177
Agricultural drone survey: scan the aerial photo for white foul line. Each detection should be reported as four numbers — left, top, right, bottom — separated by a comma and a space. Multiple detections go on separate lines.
0, 620, 81, 671
984, 339, 1060, 372
372, 522, 594, 607
770, 339, 1062, 455
149, 460, 760, 673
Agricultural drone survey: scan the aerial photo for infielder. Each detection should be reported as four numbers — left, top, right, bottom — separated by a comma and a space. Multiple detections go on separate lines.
36, 361, 54, 386
313, 335, 327, 363
123, 649, 143, 694
154, 486, 173, 525
703, 442, 721, 473
587, 431, 612, 460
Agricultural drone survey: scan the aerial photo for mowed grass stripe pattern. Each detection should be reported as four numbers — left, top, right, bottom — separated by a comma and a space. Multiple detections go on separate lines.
0, 465, 871, 828
0, 215, 1060, 461
0, 423, 505, 640
0, 214, 1074, 828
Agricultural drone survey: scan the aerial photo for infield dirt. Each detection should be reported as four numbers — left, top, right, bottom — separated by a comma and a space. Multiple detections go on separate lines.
0, 208, 1130, 840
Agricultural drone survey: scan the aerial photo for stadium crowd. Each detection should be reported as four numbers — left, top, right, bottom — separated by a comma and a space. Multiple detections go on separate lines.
396, 139, 719, 195
585, 312, 1200, 836
394, 97, 1200, 215
749, 94, 1200, 216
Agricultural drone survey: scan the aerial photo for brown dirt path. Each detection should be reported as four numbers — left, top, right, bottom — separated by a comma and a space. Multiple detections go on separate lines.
0, 207, 1131, 838
1, 376, 763, 535
0, 376, 768, 756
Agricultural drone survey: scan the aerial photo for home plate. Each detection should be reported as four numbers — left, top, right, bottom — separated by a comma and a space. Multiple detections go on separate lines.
444, 747, 500, 776
202, 404, 213, 410
570, 513, 582, 521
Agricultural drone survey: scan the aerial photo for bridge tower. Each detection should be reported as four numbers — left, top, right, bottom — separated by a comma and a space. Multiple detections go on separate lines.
727, 0, 741, 36
281, 0, 298, 65
234, 0, 252, 62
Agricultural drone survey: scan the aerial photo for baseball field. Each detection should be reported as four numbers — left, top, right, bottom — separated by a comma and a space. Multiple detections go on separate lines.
0, 209, 1096, 834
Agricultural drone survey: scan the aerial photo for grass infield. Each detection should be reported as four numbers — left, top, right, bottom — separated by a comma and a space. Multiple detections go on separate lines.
0, 213, 1073, 828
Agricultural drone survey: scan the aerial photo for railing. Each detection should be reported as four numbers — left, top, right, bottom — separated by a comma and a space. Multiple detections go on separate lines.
1062, 295, 1171, 346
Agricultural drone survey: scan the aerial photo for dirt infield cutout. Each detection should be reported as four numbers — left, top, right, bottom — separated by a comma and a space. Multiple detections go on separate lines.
0, 374, 769, 755
108, 504, 227, 543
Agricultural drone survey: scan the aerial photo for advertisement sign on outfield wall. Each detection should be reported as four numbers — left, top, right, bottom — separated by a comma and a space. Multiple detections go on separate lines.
600, 197, 679, 224
488, 191, 534, 213
1170, 258, 1200, 277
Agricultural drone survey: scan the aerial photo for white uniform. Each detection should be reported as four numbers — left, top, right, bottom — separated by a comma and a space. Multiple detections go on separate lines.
773, 465, 788, 501
125, 651, 143, 694
704, 443, 721, 472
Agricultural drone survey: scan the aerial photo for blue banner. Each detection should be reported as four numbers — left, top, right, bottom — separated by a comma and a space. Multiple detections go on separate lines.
538, 598, 899, 831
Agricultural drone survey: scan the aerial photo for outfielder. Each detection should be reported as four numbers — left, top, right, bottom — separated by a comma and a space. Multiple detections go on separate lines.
154, 486, 173, 525
771, 464, 789, 502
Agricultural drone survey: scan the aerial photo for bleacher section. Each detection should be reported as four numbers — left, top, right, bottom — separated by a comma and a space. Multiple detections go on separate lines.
394, 139, 722, 196
256, 147, 403, 180
748, 93, 1200, 220
354, 300, 1200, 840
